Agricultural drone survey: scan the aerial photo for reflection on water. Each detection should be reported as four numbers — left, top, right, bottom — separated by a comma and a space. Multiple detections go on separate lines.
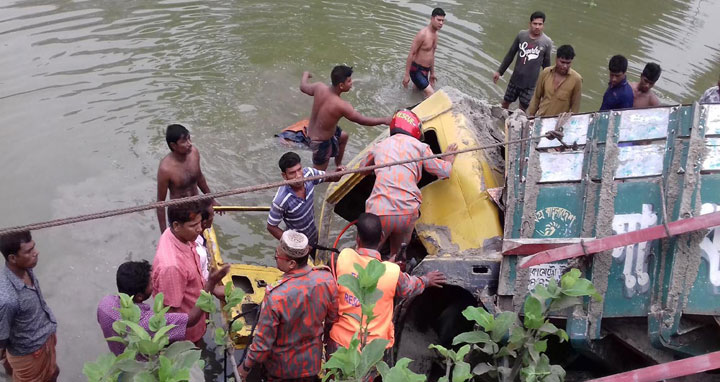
1, 0, 719, 379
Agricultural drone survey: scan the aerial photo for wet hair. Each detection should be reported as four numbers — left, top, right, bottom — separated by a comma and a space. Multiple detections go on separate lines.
166, 124, 190, 151
200, 199, 214, 221
331, 65, 353, 87
432, 8, 445, 17
279, 152, 302, 172
530, 11, 545, 22
642, 63, 662, 83
356, 213, 382, 249
116, 260, 151, 297
167, 202, 203, 225
557, 45, 575, 60
608, 55, 628, 73
0, 231, 32, 260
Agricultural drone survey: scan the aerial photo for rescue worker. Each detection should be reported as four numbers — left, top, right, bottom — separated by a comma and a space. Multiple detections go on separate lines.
361, 109, 457, 258
238, 230, 338, 382
327, 212, 446, 353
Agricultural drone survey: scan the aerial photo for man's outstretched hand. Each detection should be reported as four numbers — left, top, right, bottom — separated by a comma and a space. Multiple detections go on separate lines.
425, 270, 447, 288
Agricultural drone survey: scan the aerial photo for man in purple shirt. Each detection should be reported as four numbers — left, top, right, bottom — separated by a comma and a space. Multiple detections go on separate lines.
600, 55, 634, 111
96, 260, 228, 355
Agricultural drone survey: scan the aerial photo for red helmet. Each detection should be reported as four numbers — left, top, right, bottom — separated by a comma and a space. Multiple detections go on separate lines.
390, 109, 423, 140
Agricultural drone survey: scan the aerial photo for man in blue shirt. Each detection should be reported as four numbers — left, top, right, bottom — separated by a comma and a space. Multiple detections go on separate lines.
600, 55, 634, 111
267, 152, 344, 255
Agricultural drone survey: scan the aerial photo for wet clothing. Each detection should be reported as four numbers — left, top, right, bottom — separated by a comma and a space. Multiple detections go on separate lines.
308, 127, 343, 166
409, 61, 431, 90
503, 81, 536, 109
6, 333, 57, 382
700, 86, 720, 104
498, 30, 553, 89
527, 66, 583, 116
330, 248, 427, 348
152, 228, 206, 343
600, 78, 634, 111
378, 213, 419, 249
362, 134, 452, 217
0, 268, 57, 357
242, 265, 338, 380
96, 295, 188, 355
267, 167, 325, 245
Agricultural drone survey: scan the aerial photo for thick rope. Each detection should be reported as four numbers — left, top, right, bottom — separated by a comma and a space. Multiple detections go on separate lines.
0, 133, 551, 236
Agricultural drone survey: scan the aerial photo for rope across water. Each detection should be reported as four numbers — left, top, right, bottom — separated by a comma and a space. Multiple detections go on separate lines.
0, 133, 551, 236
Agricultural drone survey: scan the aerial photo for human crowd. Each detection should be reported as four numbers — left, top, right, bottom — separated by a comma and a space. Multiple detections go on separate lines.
2, 6, 720, 382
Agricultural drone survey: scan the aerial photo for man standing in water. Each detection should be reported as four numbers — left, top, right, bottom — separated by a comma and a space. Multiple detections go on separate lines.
600, 55, 634, 111
527, 44, 583, 117
301, 66, 391, 171
630, 63, 662, 108
402, 8, 446, 97
493, 11, 553, 111
156, 124, 217, 233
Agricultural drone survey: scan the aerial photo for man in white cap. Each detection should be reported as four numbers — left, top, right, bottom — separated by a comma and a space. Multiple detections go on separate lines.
239, 230, 338, 382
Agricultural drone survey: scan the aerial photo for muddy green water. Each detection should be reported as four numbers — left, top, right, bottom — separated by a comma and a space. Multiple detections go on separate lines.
1, 0, 719, 380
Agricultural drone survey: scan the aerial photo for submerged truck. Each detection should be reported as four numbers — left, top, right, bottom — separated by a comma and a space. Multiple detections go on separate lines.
209, 88, 720, 377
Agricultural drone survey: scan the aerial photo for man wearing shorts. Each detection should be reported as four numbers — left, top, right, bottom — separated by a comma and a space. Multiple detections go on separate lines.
300, 66, 391, 171
403, 8, 445, 97
362, 110, 457, 258
493, 11, 553, 111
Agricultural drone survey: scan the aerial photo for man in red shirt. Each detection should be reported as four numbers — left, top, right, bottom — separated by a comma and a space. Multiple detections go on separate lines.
238, 230, 338, 381
152, 203, 225, 344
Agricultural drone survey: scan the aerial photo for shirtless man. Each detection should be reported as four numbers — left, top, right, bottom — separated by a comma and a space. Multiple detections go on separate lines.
156, 124, 216, 232
403, 8, 445, 97
630, 63, 662, 108
300, 66, 391, 171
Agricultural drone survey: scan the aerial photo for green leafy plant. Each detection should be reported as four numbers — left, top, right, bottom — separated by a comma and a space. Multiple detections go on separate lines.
83, 293, 204, 382
430, 268, 602, 382
323, 259, 427, 382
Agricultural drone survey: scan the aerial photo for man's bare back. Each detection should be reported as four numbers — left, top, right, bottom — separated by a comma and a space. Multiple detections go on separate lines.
156, 131, 213, 232
305, 82, 351, 141
630, 82, 660, 108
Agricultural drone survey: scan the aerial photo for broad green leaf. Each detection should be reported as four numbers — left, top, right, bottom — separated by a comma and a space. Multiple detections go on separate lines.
480, 341, 499, 355
491, 311, 516, 342
378, 358, 427, 382
560, 268, 581, 290
195, 290, 216, 314
112, 320, 128, 336
136, 339, 160, 356
114, 357, 147, 373
509, 326, 526, 347
428, 344, 450, 358
495, 346, 517, 358
152, 324, 176, 343
452, 361, 472, 382
365, 289, 383, 307
452, 330, 491, 345
133, 371, 155, 382
214, 327, 226, 346
148, 313, 167, 333
455, 344, 471, 362
82, 353, 117, 382
547, 364, 567, 382
438, 377, 449, 382
116, 348, 137, 362
118, 303, 141, 324
548, 295, 581, 312
338, 274, 363, 303
153, 293, 165, 313
361, 260, 386, 289
535, 353, 551, 373
472, 362, 495, 376
523, 297, 544, 330
526, 340, 540, 363
158, 355, 172, 382
121, 321, 151, 341
534, 339, 547, 353
342, 312, 362, 323
105, 336, 126, 343
171, 347, 202, 370
461, 306, 495, 331
164, 341, 196, 359
231, 319, 244, 333
531, 285, 554, 304
357, 338, 390, 377
497, 366, 513, 380
224, 282, 233, 301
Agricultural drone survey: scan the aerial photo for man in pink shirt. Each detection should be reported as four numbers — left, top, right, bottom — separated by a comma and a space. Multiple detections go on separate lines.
362, 110, 457, 258
152, 203, 225, 344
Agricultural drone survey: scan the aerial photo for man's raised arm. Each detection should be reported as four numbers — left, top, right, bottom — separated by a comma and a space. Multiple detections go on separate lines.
403, 32, 424, 88
300, 71, 317, 95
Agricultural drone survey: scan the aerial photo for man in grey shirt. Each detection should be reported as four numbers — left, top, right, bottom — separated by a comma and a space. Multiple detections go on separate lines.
0, 231, 58, 382
493, 11, 553, 111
